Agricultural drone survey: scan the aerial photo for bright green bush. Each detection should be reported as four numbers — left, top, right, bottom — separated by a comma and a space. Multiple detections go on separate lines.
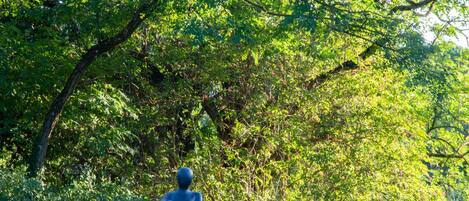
0, 168, 146, 201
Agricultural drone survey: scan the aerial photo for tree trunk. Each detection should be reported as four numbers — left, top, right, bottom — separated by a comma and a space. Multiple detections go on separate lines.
29, 0, 161, 177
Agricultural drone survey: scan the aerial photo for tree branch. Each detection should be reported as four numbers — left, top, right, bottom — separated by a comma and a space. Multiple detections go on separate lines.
243, 0, 291, 17
428, 150, 469, 159
433, 137, 458, 154
306, 42, 380, 89
413, 0, 435, 16
391, 0, 435, 13
306, 0, 438, 89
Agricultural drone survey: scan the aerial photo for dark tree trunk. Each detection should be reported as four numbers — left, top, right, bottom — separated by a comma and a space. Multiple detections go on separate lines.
29, 0, 161, 177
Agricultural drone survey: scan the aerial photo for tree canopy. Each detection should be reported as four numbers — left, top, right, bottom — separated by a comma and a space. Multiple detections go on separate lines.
1, 0, 468, 200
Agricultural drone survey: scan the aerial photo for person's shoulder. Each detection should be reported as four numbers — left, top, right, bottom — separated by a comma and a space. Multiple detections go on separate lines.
192, 191, 202, 201
160, 191, 175, 201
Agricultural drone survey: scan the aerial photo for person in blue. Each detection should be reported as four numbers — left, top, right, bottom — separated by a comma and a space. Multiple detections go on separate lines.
161, 167, 202, 201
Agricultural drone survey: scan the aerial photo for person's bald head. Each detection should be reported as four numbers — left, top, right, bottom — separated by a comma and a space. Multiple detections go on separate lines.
177, 167, 193, 190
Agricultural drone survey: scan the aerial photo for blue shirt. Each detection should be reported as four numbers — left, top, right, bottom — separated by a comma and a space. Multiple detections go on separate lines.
160, 189, 202, 201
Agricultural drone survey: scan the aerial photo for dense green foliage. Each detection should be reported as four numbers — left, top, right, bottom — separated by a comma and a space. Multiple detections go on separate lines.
1, 0, 468, 200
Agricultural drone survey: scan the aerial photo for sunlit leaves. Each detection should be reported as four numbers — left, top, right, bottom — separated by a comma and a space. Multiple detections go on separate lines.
1, 0, 468, 200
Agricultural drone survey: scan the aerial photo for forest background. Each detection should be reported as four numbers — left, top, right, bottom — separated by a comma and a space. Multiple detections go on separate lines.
0, 0, 468, 200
